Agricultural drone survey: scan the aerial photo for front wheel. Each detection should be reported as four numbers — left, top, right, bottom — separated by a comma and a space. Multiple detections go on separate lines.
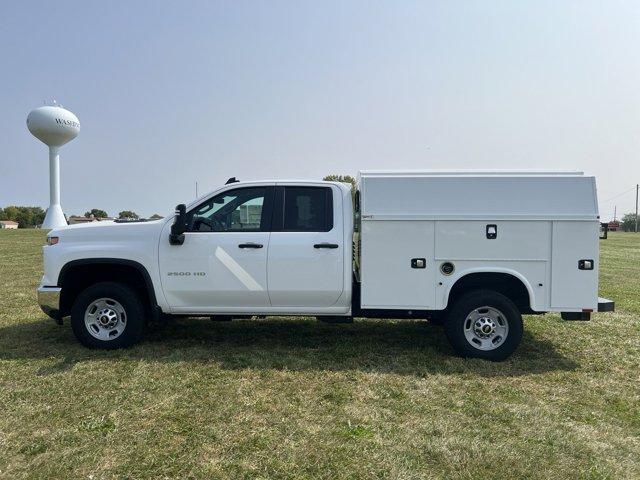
70, 282, 145, 349
444, 290, 523, 361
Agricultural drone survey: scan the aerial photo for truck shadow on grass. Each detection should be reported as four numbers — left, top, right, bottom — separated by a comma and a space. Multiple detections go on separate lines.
0, 316, 578, 377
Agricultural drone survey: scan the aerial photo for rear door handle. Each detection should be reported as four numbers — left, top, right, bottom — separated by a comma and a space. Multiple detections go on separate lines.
238, 243, 263, 249
314, 243, 339, 249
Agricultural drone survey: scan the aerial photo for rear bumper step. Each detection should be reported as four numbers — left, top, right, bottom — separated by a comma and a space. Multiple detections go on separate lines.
597, 297, 615, 312
561, 297, 615, 321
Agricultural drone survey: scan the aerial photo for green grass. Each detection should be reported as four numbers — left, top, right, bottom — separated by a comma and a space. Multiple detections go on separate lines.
0, 230, 639, 479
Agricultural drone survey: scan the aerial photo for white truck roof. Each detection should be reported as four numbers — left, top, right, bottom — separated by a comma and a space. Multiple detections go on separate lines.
358, 170, 598, 221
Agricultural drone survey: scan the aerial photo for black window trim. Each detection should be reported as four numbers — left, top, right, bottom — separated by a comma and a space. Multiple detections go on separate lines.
185, 186, 275, 233
272, 185, 334, 233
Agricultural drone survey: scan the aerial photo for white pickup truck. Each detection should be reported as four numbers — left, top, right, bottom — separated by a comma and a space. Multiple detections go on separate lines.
38, 170, 614, 361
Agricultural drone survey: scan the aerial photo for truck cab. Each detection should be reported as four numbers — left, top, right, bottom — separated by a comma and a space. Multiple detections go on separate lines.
159, 181, 354, 315
37, 171, 614, 361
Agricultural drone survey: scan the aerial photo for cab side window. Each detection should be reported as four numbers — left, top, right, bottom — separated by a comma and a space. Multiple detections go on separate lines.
187, 187, 272, 232
282, 187, 333, 232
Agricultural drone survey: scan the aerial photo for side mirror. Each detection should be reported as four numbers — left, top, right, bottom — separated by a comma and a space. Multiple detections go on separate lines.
169, 204, 187, 245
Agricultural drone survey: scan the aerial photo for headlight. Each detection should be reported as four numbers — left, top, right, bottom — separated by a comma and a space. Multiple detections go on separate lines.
46, 236, 59, 246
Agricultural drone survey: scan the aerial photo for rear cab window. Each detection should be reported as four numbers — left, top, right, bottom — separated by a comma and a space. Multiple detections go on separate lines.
273, 186, 334, 232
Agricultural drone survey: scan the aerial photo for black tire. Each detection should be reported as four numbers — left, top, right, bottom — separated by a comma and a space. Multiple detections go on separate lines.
444, 289, 523, 361
427, 312, 446, 325
70, 281, 146, 349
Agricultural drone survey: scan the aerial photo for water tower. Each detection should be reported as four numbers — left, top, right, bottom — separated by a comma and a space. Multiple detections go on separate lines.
27, 102, 80, 229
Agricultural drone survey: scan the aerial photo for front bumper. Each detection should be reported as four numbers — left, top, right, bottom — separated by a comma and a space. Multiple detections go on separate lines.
37, 286, 62, 322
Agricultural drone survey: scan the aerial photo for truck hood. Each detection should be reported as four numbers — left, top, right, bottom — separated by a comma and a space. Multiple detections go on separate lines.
49, 218, 170, 242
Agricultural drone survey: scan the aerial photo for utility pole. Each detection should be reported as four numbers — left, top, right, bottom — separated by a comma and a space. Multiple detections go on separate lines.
196, 181, 199, 199
613, 205, 617, 222
636, 183, 640, 233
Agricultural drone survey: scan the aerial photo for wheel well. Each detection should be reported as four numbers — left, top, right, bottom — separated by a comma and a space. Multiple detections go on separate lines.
58, 260, 157, 317
447, 272, 532, 313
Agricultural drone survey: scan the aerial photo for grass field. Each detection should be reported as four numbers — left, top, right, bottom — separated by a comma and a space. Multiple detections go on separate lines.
0, 230, 638, 479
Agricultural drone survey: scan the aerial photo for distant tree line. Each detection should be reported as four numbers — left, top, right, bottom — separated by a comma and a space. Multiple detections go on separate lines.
620, 213, 639, 232
0, 206, 164, 227
118, 210, 139, 220
0, 206, 45, 228
82, 210, 164, 220
84, 208, 109, 218
323, 174, 356, 194
76, 209, 164, 220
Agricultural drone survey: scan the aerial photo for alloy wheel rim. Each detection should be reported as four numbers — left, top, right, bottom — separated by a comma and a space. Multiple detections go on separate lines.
463, 306, 509, 351
84, 298, 127, 341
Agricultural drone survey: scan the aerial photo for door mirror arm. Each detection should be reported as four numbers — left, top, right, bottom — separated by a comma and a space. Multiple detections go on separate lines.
169, 204, 187, 245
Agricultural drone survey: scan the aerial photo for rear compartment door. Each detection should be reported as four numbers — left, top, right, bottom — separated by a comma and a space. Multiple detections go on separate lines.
550, 221, 599, 310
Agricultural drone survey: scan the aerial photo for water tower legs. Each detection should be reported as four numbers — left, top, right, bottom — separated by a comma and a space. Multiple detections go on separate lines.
42, 146, 67, 229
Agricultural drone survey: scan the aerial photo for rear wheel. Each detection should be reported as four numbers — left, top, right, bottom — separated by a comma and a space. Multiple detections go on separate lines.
71, 282, 145, 349
444, 290, 523, 361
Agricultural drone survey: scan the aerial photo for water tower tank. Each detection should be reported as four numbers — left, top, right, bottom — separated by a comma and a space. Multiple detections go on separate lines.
27, 104, 81, 229
27, 105, 80, 147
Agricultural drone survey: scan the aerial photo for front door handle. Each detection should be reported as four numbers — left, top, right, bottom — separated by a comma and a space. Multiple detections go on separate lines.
238, 243, 263, 249
314, 243, 339, 249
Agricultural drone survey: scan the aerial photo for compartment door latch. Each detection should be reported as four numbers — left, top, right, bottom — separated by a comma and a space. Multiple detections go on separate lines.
578, 259, 594, 270
411, 258, 426, 269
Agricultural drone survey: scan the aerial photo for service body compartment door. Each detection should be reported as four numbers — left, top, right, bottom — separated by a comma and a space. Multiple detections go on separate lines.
360, 220, 436, 309
434, 221, 550, 261
550, 221, 599, 310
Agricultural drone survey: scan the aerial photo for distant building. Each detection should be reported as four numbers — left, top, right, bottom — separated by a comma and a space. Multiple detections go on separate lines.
68, 216, 114, 225
608, 221, 620, 231
0, 220, 19, 229
68, 216, 95, 225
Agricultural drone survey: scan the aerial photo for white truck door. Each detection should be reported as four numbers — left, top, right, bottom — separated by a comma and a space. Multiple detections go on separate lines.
159, 186, 275, 311
267, 185, 344, 307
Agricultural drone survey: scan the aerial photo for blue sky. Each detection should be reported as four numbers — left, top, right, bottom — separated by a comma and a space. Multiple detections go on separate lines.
1, 1, 639, 219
